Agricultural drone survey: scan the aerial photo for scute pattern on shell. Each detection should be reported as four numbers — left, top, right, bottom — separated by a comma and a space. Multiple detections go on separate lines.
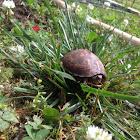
61, 49, 107, 78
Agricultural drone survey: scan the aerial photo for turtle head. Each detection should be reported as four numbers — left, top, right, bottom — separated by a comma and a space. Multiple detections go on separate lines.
91, 75, 103, 85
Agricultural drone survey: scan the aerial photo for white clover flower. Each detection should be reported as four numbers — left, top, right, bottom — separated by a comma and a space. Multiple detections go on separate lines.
104, 2, 111, 7
10, 45, 25, 54
87, 4, 94, 10
86, 15, 92, 23
86, 125, 96, 139
2, 0, 15, 9
124, 19, 129, 26
75, 5, 82, 14
86, 15, 95, 24
71, 2, 76, 8
86, 125, 112, 140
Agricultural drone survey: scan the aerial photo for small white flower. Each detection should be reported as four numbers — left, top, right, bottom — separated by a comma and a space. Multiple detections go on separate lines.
86, 126, 96, 139
108, 34, 114, 42
2, 0, 9, 8
72, 4, 82, 14
124, 19, 129, 26
87, 4, 94, 10
104, 2, 111, 7
75, 5, 82, 14
2, 0, 15, 9
86, 15, 94, 24
127, 64, 131, 69
71, 2, 76, 8
102, 46, 105, 50
86, 125, 112, 140
10, 45, 25, 54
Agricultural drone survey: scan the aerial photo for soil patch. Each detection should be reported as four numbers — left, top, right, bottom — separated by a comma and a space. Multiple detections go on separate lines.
0, 0, 38, 23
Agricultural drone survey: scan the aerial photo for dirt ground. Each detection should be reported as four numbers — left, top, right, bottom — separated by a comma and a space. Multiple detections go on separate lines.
0, 0, 38, 23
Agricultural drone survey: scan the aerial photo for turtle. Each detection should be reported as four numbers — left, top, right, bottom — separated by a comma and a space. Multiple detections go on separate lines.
60, 49, 107, 87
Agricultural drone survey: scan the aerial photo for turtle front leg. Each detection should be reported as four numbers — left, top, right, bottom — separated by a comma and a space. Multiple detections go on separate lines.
87, 82, 102, 88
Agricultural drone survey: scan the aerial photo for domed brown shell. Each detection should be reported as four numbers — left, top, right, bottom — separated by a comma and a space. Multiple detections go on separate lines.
61, 49, 107, 79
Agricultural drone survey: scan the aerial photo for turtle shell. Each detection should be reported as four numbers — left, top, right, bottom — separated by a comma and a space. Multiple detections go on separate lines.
61, 49, 107, 80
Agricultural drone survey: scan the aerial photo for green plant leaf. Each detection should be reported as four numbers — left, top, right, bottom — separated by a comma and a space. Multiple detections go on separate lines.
88, 31, 97, 42
33, 115, 42, 125
13, 87, 36, 94
25, 125, 36, 140
35, 129, 50, 140
14, 27, 23, 36
28, 121, 39, 130
40, 125, 52, 130
27, 0, 34, 5
2, 109, 19, 123
63, 116, 76, 121
43, 108, 60, 121
22, 136, 32, 140
81, 84, 140, 102
39, 4, 46, 15
0, 118, 9, 130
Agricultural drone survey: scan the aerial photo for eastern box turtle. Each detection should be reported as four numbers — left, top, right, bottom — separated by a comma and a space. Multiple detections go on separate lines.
61, 49, 107, 87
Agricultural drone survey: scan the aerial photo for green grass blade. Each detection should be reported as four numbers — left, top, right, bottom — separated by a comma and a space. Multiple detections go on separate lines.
116, 57, 139, 71
64, 0, 76, 49
59, 19, 71, 50
48, 78, 66, 93
75, 93, 87, 108
11, 19, 32, 41
0, 25, 24, 46
1, 49, 34, 76
64, 102, 82, 115
103, 121, 126, 140
44, 0, 63, 41
45, 67, 76, 82
81, 84, 140, 102
0, 96, 35, 102
54, 75, 68, 88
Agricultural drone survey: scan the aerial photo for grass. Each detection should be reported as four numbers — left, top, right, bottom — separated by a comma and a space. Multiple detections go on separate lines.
117, 0, 140, 10
0, 0, 140, 139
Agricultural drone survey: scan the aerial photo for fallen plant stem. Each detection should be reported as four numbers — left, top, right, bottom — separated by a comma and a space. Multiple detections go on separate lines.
96, 107, 108, 124
92, 95, 100, 116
